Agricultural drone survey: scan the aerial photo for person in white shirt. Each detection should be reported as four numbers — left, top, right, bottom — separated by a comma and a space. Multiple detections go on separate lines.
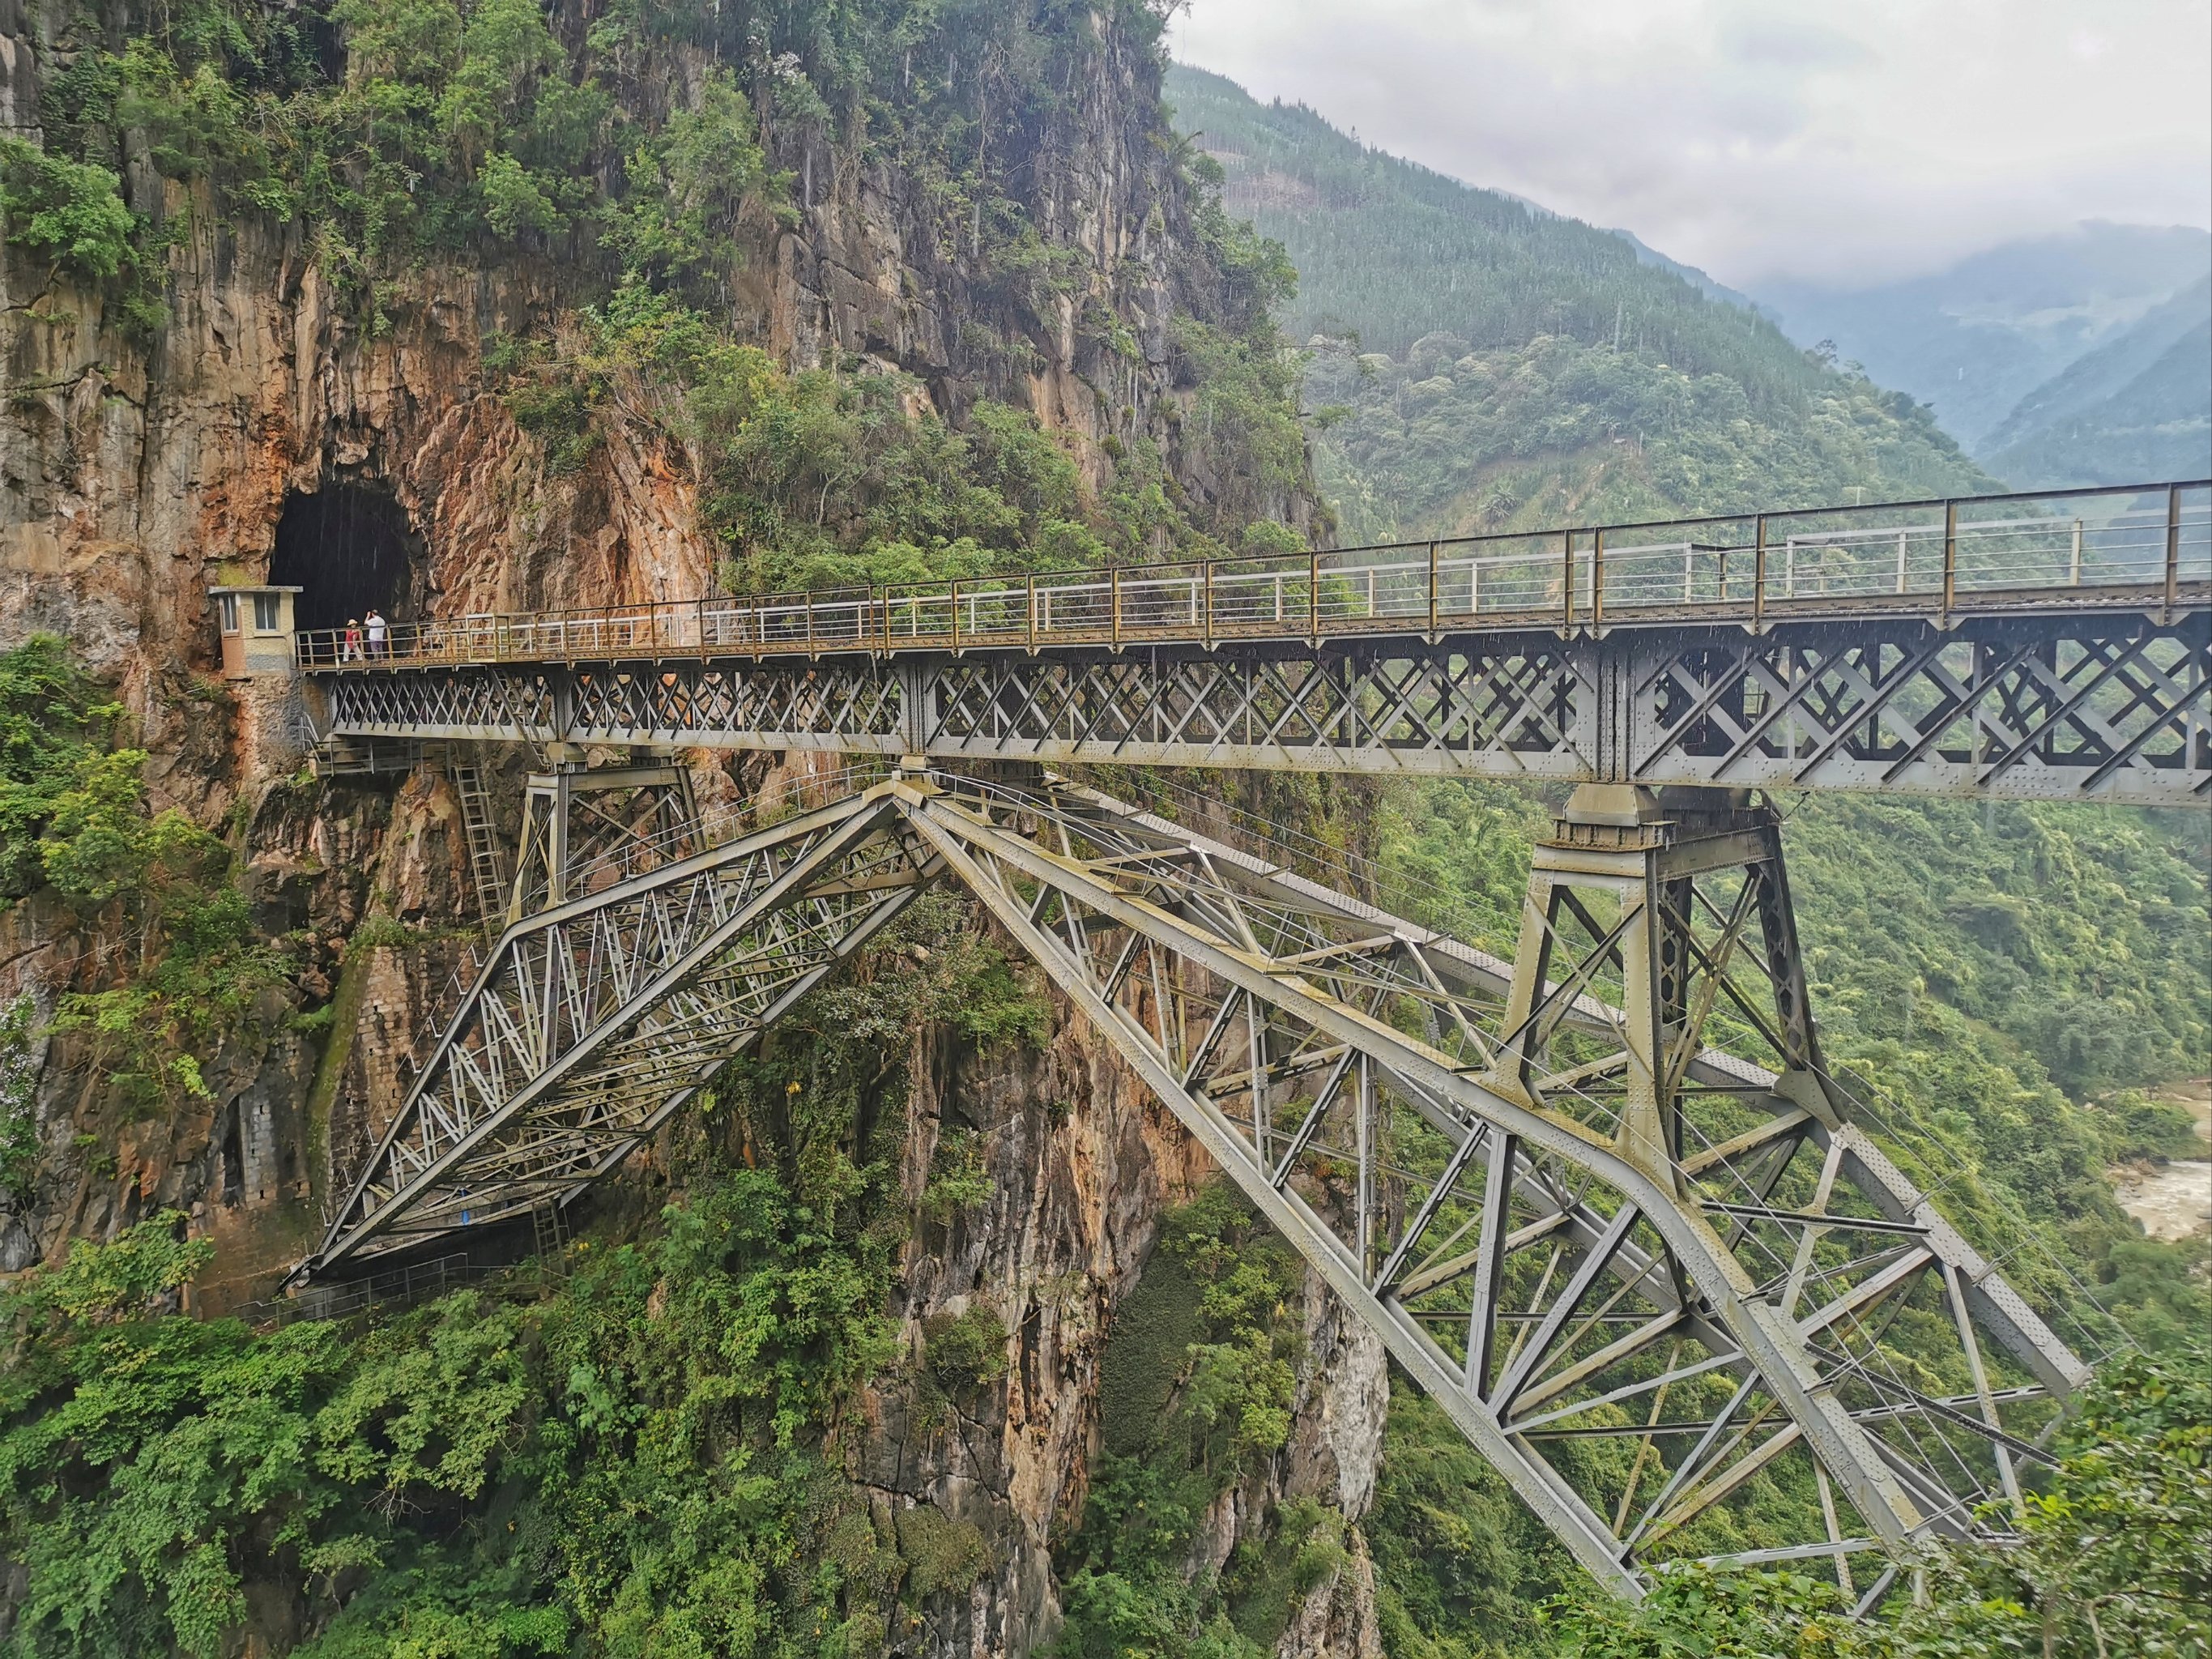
364, 609, 388, 659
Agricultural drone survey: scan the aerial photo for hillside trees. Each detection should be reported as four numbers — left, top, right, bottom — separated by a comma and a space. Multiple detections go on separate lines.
0, 641, 293, 1127
1302, 333, 1993, 544
0, 881, 1051, 1657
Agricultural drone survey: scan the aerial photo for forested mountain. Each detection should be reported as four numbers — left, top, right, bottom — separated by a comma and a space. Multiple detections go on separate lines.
1167, 62, 2212, 1658
1301, 332, 1991, 544
0, 4, 2199, 1653
1163, 62, 1992, 542
1166, 65, 1818, 390
1757, 223, 2212, 455
1981, 275, 2212, 487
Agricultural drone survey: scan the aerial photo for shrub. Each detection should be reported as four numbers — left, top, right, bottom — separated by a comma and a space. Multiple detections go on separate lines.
0, 137, 139, 280
922, 1305, 1009, 1392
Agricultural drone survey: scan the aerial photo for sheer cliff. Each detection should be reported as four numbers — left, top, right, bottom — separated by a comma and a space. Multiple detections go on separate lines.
0, 2, 1377, 1653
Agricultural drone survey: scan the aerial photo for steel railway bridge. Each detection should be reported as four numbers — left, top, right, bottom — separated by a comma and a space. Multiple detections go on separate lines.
288, 480, 2208, 1602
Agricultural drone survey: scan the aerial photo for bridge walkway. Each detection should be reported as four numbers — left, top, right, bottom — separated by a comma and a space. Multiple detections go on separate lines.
299, 480, 2212, 804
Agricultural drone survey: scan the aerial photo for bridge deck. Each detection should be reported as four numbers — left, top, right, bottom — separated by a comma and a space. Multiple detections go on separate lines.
297, 482, 2212, 804
298, 481, 2210, 672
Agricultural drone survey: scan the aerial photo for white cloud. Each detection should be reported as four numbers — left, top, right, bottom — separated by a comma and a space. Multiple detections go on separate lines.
1172, 0, 2212, 288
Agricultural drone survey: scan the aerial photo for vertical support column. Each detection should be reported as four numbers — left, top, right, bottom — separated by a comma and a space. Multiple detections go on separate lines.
901, 661, 933, 760
509, 757, 703, 922
547, 766, 573, 907
1485, 784, 1843, 1188
2165, 482, 2182, 621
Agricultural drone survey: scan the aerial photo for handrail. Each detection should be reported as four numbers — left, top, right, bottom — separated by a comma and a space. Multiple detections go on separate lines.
293, 479, 2212, 672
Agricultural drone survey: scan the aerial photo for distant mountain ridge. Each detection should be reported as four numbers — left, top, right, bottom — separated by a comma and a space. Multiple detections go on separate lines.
1980, 275, 2212, 488
1163, 62, 1989, 543
1607, 228, 1758, 313
1755, 224, 2212, 459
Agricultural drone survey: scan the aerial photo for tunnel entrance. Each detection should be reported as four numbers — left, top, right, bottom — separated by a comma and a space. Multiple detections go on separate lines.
270, 482, 420, 634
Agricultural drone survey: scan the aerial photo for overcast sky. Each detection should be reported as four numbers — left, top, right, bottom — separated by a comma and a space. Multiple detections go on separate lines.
1173, 0, 2212, 290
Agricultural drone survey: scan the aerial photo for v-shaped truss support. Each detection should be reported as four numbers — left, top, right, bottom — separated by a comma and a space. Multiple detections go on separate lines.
308, 769, 2089, 1600
313, 783, 939, 1273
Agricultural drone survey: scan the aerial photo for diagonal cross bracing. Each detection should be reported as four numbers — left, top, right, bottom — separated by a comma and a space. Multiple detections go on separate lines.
314, 787, 937, 1271
312, 609, 2211, 804
309, 771, 2088, 1600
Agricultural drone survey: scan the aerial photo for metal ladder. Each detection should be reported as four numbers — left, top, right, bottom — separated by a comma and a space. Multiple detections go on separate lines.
448, 757, 512, 930
531, 1201, 569, 1274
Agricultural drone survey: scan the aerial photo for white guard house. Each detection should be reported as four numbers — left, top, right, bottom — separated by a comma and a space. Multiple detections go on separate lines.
209, 584, 305, 680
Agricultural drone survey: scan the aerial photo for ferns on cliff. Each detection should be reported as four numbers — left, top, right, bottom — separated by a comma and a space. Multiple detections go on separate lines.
0, 638, 119, 900
15, 0, 1221, 327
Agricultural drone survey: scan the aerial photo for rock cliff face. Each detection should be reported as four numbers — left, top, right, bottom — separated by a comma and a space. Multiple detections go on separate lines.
0, 2, 1379, 1650
875, 987, 1388, 1655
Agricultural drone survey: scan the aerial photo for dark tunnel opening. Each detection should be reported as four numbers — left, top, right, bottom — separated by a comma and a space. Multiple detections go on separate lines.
270, 482, 420, 634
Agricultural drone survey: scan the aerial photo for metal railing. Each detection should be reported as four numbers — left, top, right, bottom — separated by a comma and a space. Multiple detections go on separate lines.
296, 480, 2211, 672
224, 1252, 498, 1329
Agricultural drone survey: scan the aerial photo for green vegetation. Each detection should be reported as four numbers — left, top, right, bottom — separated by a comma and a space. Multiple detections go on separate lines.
1366, 1382, 1567, 1658
0, 637, 122, 898
0, 639, 291, 1124
1302, 332, 1993, 543
1164, 66, 1805, 388
1543, 1349, 2211, 1658
0, 139, 139, 283
0, 865, 1044, 1657
1054, 1183, 1317, 1658
492, 292, 1123, 592
11, 0, 1306, 579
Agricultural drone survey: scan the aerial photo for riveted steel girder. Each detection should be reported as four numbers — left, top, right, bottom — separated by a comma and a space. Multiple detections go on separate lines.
311, 608, 2211, 804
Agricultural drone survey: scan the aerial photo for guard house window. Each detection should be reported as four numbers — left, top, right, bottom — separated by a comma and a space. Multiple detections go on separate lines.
253, 593, 282, 631
219, 595, 240, 634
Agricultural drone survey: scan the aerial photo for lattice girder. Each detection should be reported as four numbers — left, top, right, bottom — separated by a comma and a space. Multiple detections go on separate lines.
311, 609, 2210, 804
890, 777, 2085, 1597
309, 771, 2089, 1603
314, 787, 936, 1271
507, 762, 703, 921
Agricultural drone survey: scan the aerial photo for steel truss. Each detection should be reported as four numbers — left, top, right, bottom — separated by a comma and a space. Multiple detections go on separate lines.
315, 788, 939, 1270
308, 770, 2086, 1597
507, 761, 703, 922
312, 609, 2210, 804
